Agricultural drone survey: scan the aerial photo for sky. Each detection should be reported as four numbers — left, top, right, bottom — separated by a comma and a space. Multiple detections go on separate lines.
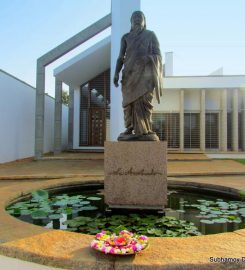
1, 0, 245, 97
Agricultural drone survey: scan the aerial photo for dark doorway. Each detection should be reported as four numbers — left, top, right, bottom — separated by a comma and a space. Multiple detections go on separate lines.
79, 69, 110, 147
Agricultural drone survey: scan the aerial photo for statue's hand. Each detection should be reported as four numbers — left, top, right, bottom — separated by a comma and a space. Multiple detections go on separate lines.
113, 74, 119, 87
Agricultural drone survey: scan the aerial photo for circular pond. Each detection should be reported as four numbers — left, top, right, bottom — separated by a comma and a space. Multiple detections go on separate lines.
6, 184, 245, 237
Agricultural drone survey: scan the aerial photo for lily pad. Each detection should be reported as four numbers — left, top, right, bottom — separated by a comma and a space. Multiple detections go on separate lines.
31, 210, 48, 219
200, 219, 215, 224
60, 207, 73, 215
31, 190, 49, 201
20, 209, 32, 215
212, 218, 228, 224
86, 197, 102, 201
79, 201, 91, 205
49, 214, 62, 220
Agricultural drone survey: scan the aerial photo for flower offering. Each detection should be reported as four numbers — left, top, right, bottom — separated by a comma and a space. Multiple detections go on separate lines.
91, 230, 149, 255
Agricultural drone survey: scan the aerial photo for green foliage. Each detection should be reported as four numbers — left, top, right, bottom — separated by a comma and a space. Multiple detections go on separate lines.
235, 159, 245, 165
239, 190, 245, 198
6, 188, 245, 237
31, 210, 48, 219
64, 214, 201, 237
31, 189, 49, 201
49, 214, 63, 220
62, 90, 69, 105
183, 199, 245, 224
6, 190, 99, 222
87, 197, 102, 201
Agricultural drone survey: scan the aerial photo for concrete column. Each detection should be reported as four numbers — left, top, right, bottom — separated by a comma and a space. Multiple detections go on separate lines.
54, 78, 63, 154
232, 88, 239, 151
220, 89, 227, 151
35, 61, 45, 159
165, 52, 173, 76
180, 89, 184, 152
200, 89, 206, 151
68, 86, 74, 149
241, 90, 245, 151
110, 0, 141, 141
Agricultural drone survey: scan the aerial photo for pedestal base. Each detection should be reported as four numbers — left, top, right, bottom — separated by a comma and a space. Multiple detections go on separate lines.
104, 141, 167, 210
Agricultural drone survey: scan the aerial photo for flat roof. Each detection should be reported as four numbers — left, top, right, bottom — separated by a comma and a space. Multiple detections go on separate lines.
54, 36, 110, 87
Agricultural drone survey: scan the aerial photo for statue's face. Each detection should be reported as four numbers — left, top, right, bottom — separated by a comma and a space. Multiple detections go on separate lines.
131, 12, 145, 29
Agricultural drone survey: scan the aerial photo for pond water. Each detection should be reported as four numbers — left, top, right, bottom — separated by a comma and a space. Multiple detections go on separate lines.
6, 185, 245, 237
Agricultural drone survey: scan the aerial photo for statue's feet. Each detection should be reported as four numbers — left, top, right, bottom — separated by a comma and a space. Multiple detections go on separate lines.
138, 132, 160, 141
118, 128, 133, 137
117, 131, 159, 141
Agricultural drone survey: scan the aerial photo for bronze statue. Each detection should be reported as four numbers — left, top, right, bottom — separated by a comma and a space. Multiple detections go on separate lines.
114, 11, 164, 141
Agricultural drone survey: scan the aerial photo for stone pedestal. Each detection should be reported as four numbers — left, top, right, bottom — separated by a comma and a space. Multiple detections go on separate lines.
104, 141, 167, 210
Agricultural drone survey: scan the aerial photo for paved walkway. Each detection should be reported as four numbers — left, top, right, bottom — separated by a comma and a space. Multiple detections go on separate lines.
207, 153, 245, 159
42, 152, 211, 161
0, 158, 244, 180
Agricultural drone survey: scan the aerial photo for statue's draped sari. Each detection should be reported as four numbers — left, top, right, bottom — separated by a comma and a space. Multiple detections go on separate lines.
120, 29, 164, 135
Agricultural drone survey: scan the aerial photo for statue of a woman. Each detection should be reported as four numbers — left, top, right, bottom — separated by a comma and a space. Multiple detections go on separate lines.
113, 11, 164, 141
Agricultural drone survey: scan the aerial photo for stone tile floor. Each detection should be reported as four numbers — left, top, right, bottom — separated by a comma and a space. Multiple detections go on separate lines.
0, 154, 244, 180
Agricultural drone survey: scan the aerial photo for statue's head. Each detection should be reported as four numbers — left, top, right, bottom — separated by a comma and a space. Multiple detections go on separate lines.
130, 11, 146, 31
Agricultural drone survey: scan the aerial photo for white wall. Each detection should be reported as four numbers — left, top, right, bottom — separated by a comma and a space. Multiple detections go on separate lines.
153, 89, 180, 112
184, 89, 200, 111
165, 75, 245, 89
206, 89, 220, 111
0, 70, 68, 163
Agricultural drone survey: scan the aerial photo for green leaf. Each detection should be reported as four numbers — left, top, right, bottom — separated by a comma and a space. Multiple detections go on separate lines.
49, 214, 62, 220
79, 206, 98, 211
113, 225, 128, 235
238, 208, 245, 215
60, 207, 73, 215
20, 209, 32, 215
239, 190, 245, 197
212, 218, 228, 224
147, 228, 162, 236
79, 201, 91, 205
31, 210, 48, 219
200, 219, 215, 224
31, 190, 49, 201
52, 200, 68, 207
86, 197, 102, 201
6, 209, 15, 214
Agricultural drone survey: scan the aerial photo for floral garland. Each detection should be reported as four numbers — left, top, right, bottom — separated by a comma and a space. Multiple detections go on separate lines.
91, 230, 149, 255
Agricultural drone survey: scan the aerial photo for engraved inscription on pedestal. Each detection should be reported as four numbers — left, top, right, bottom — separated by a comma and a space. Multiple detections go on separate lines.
104, 141, 167, 210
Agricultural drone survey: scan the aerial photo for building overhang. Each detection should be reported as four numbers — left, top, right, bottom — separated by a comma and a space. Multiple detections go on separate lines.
54, 36, 111, 88
54, 35, 245, 90
164, 75, 245, 89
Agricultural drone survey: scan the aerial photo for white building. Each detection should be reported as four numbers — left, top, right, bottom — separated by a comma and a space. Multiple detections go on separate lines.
0, 69, 68, 164
35, 0, 245, 157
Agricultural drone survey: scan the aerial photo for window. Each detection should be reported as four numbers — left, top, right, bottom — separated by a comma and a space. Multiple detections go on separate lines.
205, 113, 219, 149
152, 113, 180, 148
184, 113, 200, 149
